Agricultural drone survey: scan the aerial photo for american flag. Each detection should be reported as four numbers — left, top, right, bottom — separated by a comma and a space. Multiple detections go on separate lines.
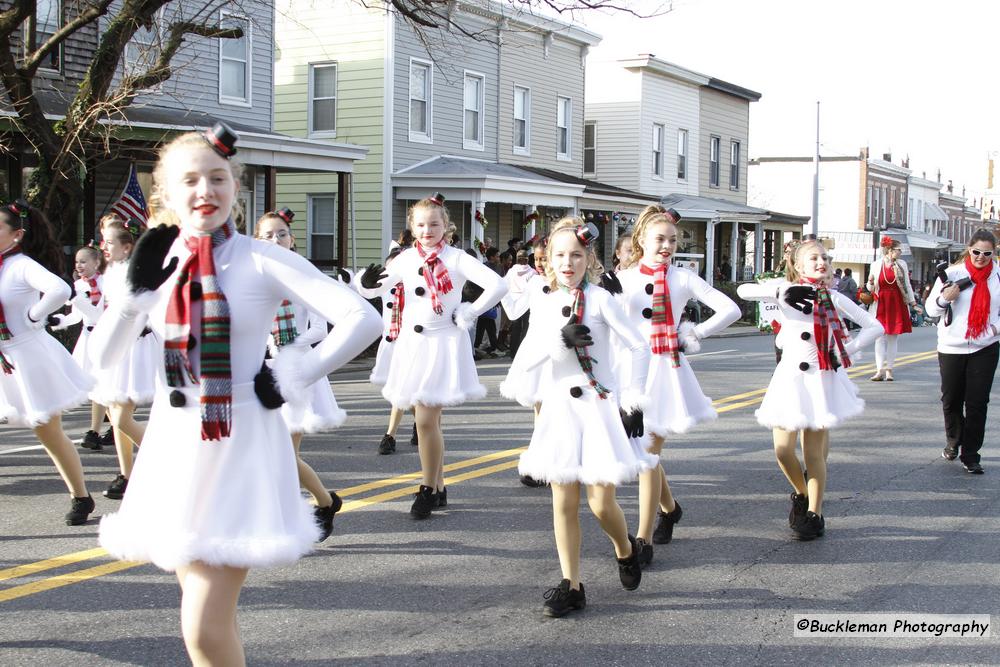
110, 164, 149, 224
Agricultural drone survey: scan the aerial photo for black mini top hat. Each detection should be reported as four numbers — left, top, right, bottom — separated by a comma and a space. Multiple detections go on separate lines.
664, 207, 682, 224
4, 199, 30, 229
575, 221, 600, 246
203, 121, 238, 158
428, 192, 446, 206
275, 207, 295, 224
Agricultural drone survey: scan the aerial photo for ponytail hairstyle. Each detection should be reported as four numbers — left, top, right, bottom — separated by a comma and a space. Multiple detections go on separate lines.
407, 193, 456, 244
956, 228, 998, 265
0, 201, 64, 276
543, 216, 604, 290
626, 204, 678, 270
75, 243, 107, 277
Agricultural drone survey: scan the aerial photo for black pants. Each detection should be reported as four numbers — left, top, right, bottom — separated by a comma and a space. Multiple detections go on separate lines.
508, 311, 529, 357
939, 342, 999, 464
474, 315, 498, 350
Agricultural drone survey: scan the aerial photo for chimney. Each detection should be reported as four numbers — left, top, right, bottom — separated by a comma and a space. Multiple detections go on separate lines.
937, 169, 942, 182
947, 180, 954, 193
922, 171, 926, 179
883, 152, 892, 162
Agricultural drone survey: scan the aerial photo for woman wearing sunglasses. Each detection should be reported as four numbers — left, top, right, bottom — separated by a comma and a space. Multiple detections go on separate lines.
865, 237, 917, 381
925, 229, 1000, 474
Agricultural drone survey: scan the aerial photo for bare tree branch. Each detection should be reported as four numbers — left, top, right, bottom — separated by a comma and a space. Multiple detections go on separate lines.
123, 22, 241, 94
23, 0, 117, 75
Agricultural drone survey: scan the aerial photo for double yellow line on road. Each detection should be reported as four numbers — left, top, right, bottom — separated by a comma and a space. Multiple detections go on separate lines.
0, 348, 939, 603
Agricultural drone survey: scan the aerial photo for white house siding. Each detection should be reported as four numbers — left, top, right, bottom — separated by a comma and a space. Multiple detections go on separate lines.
273, 0, 385, 267
699, 87, 749, 204
497, 30, 585, 174
907, 176, 944, 234
391, 11, 500, 172
584, 101, 641, 192
637, 69, 700, 197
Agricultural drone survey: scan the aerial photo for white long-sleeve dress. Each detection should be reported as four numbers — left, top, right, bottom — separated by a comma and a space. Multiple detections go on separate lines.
357, 244, 507, 409
0, 254, 93, 426
498, 268, 551, 407
516, 282, 658, 485
738, 282, 884, 431
616, 263, 740, 435
54, 274, 106, 374
91, 226, 381, 571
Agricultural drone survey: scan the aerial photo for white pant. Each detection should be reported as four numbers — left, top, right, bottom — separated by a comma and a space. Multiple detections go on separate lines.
875, 335, 898, 370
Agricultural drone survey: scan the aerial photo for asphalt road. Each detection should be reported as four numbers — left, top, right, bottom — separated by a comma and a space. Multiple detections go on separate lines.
1, 326, 997, 666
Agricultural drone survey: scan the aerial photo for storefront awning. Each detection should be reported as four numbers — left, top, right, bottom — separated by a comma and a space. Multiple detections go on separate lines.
902, 230, 951, 250
924, 203, 949, 221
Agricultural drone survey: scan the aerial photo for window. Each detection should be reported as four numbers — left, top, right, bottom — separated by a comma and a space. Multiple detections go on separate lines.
677, 129, 688, 180
219, 13, 250, 104
709, 135, 720, 187
29, 0, 61, 71
409, 59, 432, 142
557, 96, 572, 160
652, 124, 664, 178
872, 186, 880, 228
513, 86, 530, 154
583, 122, 596, 174
866, 185, 872, 227
309, 62, 337, 135
730, 140, 741, 190
463, 72, 485, 150
308, 195, 337, 262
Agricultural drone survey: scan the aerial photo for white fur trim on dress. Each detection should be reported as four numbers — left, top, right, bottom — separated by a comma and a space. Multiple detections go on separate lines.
618, 388, 649, 415
550, 327, 577, 364
679, 321, 701, 354
453, 302, 477, 331
272, 345, 310, 408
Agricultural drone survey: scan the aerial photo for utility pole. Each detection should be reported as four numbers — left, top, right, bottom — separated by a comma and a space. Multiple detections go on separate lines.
812, 101, 820, 237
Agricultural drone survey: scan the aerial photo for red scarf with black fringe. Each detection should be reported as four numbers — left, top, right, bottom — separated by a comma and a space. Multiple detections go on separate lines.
639, 262, 680, 367
415, 241, 452, 315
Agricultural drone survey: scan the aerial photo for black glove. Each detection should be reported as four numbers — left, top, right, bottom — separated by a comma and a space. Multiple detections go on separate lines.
560, 322, 593, 348
360, 263, 387, 290
46, 313, 62, 328
253, 362, 285, 409
600, 271, 623, 295
128, 224, 180, 293
620, 408, 644, 438
783, 285, 815, 315
337, 268, 352, 284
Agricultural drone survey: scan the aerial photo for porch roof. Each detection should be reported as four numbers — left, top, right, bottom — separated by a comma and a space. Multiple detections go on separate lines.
659, 193, 772, 222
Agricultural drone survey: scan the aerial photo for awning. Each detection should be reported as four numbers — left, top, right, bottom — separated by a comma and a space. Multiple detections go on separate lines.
902, 230, 952, 250
924, 203, 949, 221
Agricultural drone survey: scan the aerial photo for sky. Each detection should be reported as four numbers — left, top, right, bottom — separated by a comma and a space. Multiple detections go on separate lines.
569, 0, 994, 204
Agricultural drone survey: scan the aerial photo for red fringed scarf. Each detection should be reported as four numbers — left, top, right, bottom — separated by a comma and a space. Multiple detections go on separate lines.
415, 241, 452, 315
639, 262, 680, 367
164, 221, 233, 441
964, 256, 993, 340
0, 246, 22, 374
387, 282, 404, 341
86, 274, 102, 307
804, 277, 851, 370
271, 300, 298, 347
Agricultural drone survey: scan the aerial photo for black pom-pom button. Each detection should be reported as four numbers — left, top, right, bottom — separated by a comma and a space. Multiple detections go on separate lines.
415, 287, 426, 296
169, 390, 187, 407
645, 283, 654, 295
569, 386, 583, 398
386, 302, 394, 309
562, 306, 572, 317
390, 287, 396, 295
414, 325, 424, 333
385, 335, 392, 343
800, 331, 811, 341
188, 334, 197, 351
642, 307, 653, 319
417, 267, 424, 276
86, 325, 94, 332
189, 282, 203, 301
542, 286, 551, 294
799, 362, 809, 371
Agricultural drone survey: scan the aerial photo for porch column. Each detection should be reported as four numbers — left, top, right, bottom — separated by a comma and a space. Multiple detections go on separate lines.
729, 220, 739, 281
263, 166, 277, 213
705, 218, 718, 287
337, 172, 348, 268
528, 205, 538, 239
753, 222, 764, 276
473, 200, 486, 253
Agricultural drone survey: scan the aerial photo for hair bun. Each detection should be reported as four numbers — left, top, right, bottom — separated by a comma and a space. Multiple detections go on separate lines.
275, 207, 295, 224
204, 121, 239, 158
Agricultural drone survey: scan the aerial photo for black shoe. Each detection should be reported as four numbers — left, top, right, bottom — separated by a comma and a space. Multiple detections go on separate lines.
65, 495, 95, 526
542, 579, 586, 618
652, 501, 682, 545
519, 474, 547, 488
792, 511, 825, 540
963, 462, 984, 475
410, 423, 419, 447
616, 535, 642, 590
314, 491, 344, 542
788, 493, 808, 529
410, 485, 436, 519
99, 427, 115, 448
942, 445, 959, 461
80, 430, 103, 451
378, 434, 396, 455
635, 537, 653, 569
103, 474, 128, 500
435, 486, 447, 508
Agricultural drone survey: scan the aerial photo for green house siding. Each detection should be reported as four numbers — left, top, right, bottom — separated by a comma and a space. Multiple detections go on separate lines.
274, 0, 386, 267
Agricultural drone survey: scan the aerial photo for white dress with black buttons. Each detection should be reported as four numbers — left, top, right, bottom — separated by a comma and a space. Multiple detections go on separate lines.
498, 272, 551, 407
369, 290, 397, 387
616, 264, 741, 436
737, 282, 884, 431
358, 244, 507, 409
61, 274, 105, 374
516, 282, 658, 485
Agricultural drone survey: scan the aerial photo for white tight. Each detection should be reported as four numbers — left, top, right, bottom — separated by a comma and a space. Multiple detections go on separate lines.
875, 335, 898, 371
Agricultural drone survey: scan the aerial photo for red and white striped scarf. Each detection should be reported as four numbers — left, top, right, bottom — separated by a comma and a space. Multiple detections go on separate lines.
164, 220, 234, 441
639, 262, 680, 367
415, 241, 452, 315
804, 277, 851, 371
86, 274, 102, 307
387, 282, 405, 341
0, 246, 22, 374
